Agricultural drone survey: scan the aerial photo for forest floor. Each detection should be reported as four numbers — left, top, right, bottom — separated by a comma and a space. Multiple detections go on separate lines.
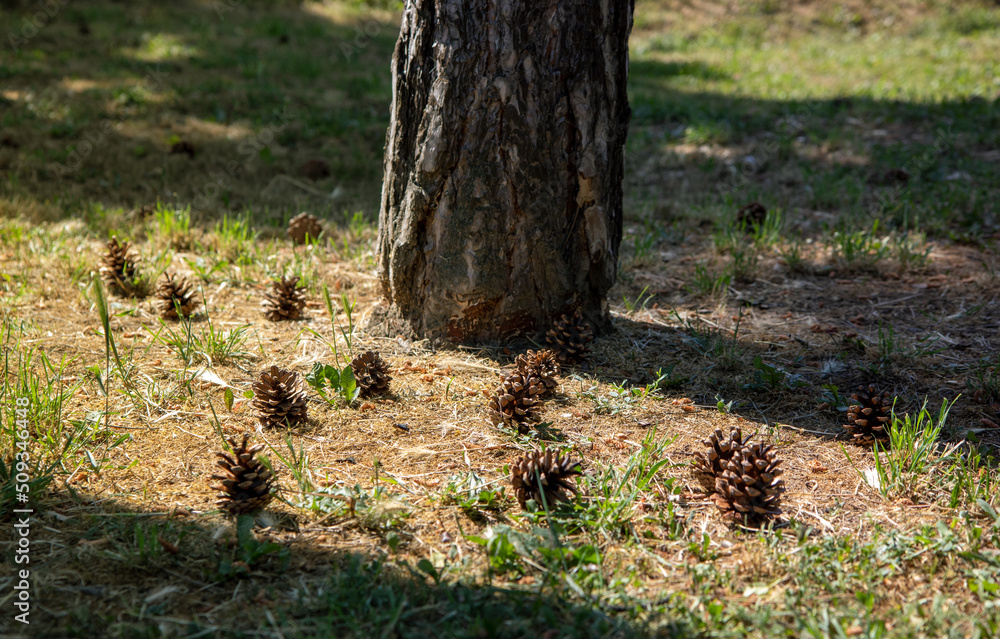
1, 1, 1000, 637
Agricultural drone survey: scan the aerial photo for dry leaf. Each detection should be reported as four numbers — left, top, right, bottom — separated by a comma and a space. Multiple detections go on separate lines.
158, 536, 179, 554
194, 368, 230, 388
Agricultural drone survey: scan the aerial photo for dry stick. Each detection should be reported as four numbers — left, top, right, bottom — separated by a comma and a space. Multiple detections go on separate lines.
779, 422, 840, 437
872, 293, 923, 308
170, 423, 206, 440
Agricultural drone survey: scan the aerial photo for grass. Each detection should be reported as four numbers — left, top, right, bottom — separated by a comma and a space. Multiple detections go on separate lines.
1, 0, 1000, 637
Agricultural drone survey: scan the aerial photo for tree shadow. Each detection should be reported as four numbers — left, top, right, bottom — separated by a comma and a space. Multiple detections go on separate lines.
0, 0, 396, 223
1, 0, 995, 235
10, 493, 687, 638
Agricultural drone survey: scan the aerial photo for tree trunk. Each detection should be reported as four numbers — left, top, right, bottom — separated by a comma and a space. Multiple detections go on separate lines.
375, 0, 633, 343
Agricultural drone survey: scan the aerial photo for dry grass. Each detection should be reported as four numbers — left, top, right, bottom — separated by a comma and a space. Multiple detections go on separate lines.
2, 216, 999, 636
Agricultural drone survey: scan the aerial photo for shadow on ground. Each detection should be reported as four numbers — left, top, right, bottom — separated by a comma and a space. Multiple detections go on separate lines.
3, 494, 686, 638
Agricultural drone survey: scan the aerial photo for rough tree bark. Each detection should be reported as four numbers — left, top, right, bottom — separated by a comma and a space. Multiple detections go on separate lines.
375, 0, 633, 343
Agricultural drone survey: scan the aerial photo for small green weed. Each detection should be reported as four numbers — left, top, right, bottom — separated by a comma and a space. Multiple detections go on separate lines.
622, 285, 655, 313
151, 204, 193, 249
156, 314, 254, 368
271, 436, 410, 530
444, 471, 506, 515
673, 309, 744, 368
302, 286, 359, 366
580, 368, 675, 415
890, 231, 932, 271
831, 221, 891, 271
848, 397, 961, 503
778, 239, 811, 273
216, 514, 289, 579
713, 226, 760, 282
864, 320, 944, 375
820, 384, 850, 412
569, 430, 681, 541
209, 211, 259, 264
749, 209, 784, 247
305, 361, 360, 406
966, 357, 1000, 405
744, 355, 808, 391
686, 262, 731, 298
184, 255, 229, 284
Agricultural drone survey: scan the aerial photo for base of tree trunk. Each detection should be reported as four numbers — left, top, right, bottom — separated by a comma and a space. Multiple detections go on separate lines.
364, 300, 614, 349
375, 0, 633, 345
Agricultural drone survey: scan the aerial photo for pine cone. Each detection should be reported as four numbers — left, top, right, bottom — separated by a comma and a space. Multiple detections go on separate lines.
156, 272, 199, 319
169, 140, 196, 158
691, 427, 750, 492
209, 434, 275, 515
713, 440, 784, 524
300, 158, 331, 180
262, 276, 307, 321
252, 365, 308, 428
487, 371, 544, 432
514, 349, 561, 395
99, 236, 146, 298
736, 202, 767, 229
510, 449, 582, 510
350, 350, 392, 397
844, 384, 892, 446
288, 212, 323, 245
545, 311, 593, 365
